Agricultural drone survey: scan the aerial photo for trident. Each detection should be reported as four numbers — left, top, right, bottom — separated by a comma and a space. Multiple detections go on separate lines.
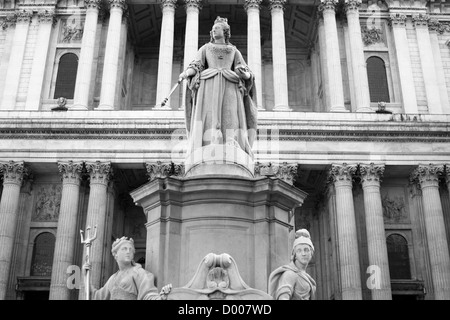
80, 225, 97, 300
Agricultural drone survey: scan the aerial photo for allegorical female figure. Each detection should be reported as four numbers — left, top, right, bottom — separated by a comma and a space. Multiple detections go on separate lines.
268, 229, 317, 300
83, 237, 170, 300
179, 16, 258, 158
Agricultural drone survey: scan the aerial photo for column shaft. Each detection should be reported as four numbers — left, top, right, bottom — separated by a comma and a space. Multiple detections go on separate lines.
98, 1, 125, 110
345, 1, 371, 112
155, 0, 176, 109
412, 165, 450, 300
245, 0, 264, 109
25, 10, 54, 110
73, 1, 100, 110
390, 14, 418, 113
317, 17, 331, 111
320, 1, 346, 112
49, 162, 83, 300
270, 0, 290, 110
0, 11, 32, 110
330, 164, 362, 299
0, 161, 25, 299
360, 164, 392, 300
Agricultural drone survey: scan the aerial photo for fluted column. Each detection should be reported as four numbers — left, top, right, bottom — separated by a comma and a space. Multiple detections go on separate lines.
317, 15, 331, 110
180, 0, 202, 110
81, 161, 112, 296
245, 0, 264, 110
269, 0, 290, 111
359, 163, 392, 300
97, 0, 126, 110
25, 10, 55, 110
413, 15, 442, 114
49, 161, 83, 300
72, 0, 101, 110
155, 0, 177, 109
344, 0, 371, 112
318, 0, 346, 112
389, 14, 418, 114
0, 161, 26, 299
446, 165, 450, 200
0, 10, 32, 110
429, 21, 450, 114
411, 164, 450, 300
329, 163, 362, 299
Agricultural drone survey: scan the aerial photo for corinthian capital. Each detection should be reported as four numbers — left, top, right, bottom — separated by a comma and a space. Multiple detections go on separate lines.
185, 0, 202, 11
344, 0, 361, 14
85, 0, 102, 10
0, 161, 27, 185
318, 0, 339, 13
410, 164, 444, 187
1, 13, 17, 30
58, 161, 84, 184
16, 10, 33, 24
269, 0, 286, 12
244, 0, 262, 12
161, 0, 177, 10
109, 0, 127, 11
412, 14, 429, 28
38, 10, 56, 24
389, 13, 407, 27
85, 161, 113, 185
360, 163, 385, 185
145, 161, 184, 181
328, 163, 358, 183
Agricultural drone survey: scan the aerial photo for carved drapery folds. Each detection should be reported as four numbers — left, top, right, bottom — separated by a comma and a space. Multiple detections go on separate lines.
0, 161, 27, 185
85, 161, 113, 185
254, 162, 297, 185
145, 161, 185, 181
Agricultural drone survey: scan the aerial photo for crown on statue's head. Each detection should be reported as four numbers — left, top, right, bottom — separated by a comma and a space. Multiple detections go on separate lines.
214, 16, 228, 25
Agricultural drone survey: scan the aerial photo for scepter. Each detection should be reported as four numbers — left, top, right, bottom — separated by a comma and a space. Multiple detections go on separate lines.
80, 225, 97, 300
160, 77, 184, 107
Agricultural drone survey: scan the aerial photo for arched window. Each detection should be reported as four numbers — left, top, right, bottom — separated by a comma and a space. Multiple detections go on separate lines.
387, 234, 411, 279
53, 53, 78, 99
30, 232, 55, 277
367, 56, 390, 103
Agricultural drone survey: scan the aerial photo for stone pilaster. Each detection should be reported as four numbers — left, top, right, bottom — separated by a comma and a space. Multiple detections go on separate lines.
0, 10, 32, 110
428, 20, 450, 114
318, 0, 346, 112
180, 0, 202, 110
0, 161, 26, 299
80, 161, 112, 297
155, 0, 177, 109
49, 161, 83, 300
73, 0, 102, 110
389, 13, 418, 114
25, 10, 55, 110
329, 163, 362, 299
359, 163, 392, 300
97, 0, 127, 110
344, 0, 371, 112
245, 0, 264, 109
410, 164, 450, 299
269, 0, 290, 110
412, 14, 443, 114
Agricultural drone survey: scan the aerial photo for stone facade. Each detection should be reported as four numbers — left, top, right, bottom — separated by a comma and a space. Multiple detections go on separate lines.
0, 0, 450, 300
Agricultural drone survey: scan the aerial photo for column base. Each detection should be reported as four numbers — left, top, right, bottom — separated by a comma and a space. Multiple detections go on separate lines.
69, 104, 88, 111
96, 104, 114, 110
330, 105, 349, 112
273, 105, 292, 111
153, 104, 172, 110
356, 107, 374, 113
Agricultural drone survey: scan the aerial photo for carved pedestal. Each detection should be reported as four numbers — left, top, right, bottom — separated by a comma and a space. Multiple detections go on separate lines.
130, 175, 307, 293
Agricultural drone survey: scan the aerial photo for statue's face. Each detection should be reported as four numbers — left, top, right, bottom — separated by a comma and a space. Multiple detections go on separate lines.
294, 244, 312, 267
211, 23, 225, 40
115, 242, 135, 264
